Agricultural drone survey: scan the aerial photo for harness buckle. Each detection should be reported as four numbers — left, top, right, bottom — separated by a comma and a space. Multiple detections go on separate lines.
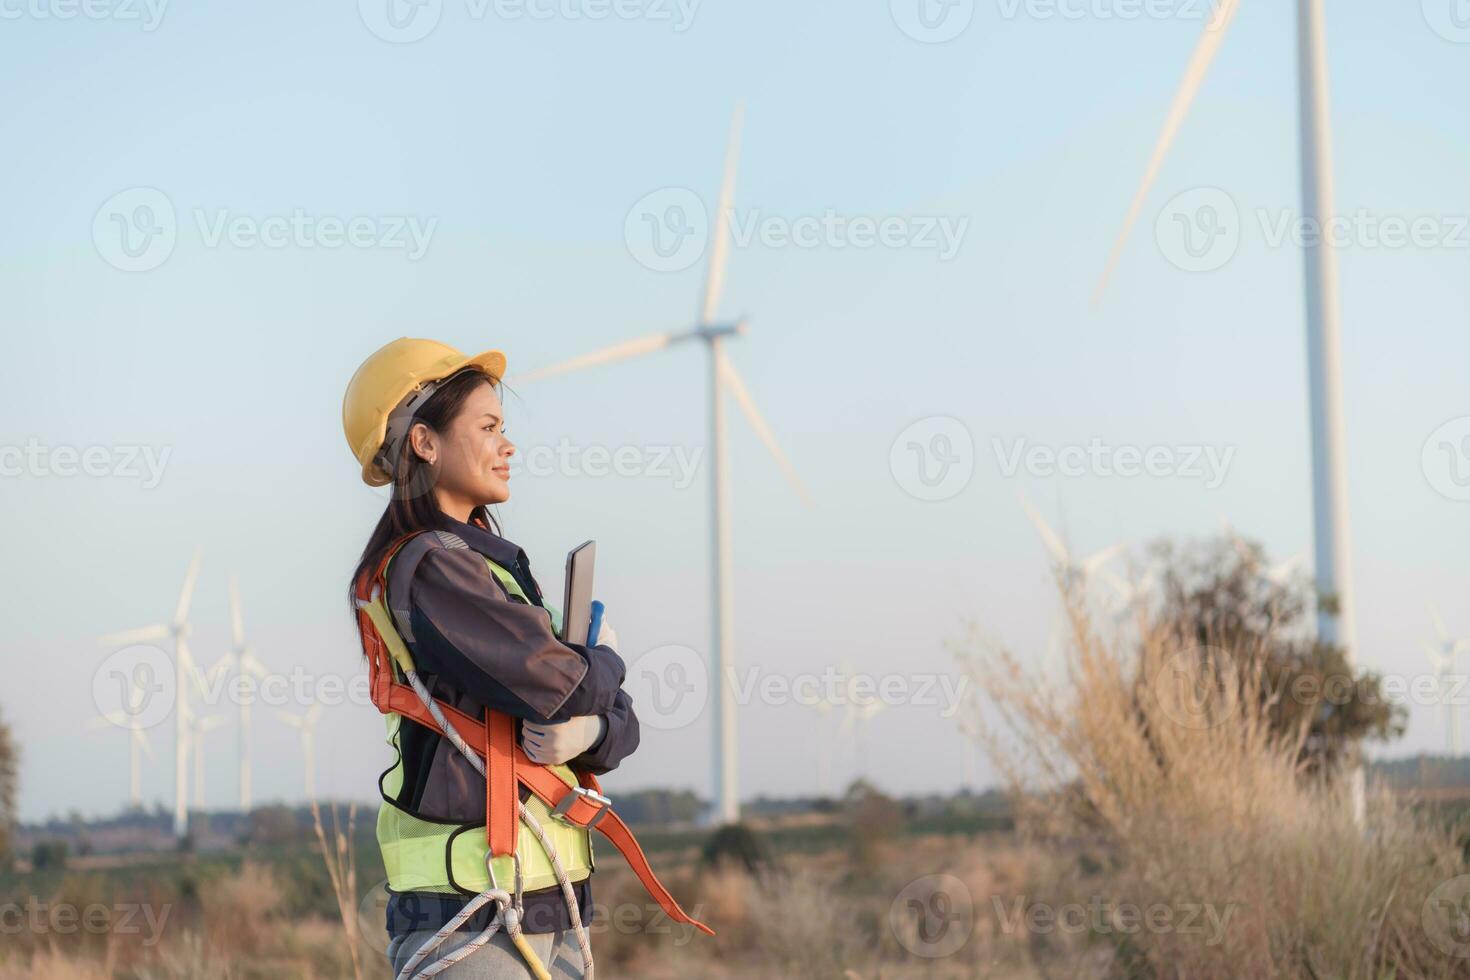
551, 786, 613, 828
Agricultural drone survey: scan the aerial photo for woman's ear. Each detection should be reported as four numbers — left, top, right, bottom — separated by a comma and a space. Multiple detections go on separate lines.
407, 422, 439, 466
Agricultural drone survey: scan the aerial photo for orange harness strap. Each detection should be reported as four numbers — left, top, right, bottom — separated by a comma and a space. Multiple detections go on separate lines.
356, 539, 714, 938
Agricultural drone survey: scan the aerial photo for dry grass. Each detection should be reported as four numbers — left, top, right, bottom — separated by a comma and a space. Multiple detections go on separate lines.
954, 582, 1470, 979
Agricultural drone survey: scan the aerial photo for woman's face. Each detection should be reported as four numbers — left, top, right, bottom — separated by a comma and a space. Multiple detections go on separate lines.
410, 380, 516, 513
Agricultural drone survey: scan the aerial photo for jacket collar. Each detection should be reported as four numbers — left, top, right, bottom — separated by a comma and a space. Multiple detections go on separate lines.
440, 511, 544, 603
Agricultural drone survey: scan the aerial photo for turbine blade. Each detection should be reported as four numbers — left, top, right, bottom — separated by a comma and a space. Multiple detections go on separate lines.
719, 355, 813, 507
700, 102, 746, 327
229, 576, 244, 650
1018, 494, 1071, 567
1430, 602, 1449, 641
1082, 544, 1124, 576
98, 624, 169, 647
514, 332, 681, 384
1091, 0, 1242, 305
174, 549, 204, 625
277, 711, 303, 729
242, 652, 271, 679
137, 728, 156, 762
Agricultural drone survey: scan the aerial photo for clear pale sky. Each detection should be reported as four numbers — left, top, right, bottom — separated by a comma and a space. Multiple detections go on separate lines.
1, 1, 1467, 821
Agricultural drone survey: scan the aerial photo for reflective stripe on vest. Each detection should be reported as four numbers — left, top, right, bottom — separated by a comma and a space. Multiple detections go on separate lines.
371, 553, 592, 895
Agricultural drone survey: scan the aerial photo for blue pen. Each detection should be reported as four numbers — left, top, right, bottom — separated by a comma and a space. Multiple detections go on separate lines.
587, 600, 605, 647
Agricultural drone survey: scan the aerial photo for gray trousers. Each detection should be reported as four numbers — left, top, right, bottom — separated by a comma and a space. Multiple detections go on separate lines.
387, 926, 587, 979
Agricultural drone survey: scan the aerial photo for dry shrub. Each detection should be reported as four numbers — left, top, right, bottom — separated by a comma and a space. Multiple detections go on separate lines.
200, 860, 281, 956
956, 583, 1470, 979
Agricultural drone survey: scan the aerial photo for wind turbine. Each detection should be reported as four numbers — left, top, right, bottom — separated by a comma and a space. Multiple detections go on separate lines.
189, 715, 229, 809
206, 576, 270, 812
1220, 519, 1307, 587
839, 697, 887, 784
99, 549, 205, 838
1092, 0, 1358, 655
1018, 494, 1122, 587
278, 703, 325, 799
1101, 567, 1156, 624
1093, 0, 1361, 813
1426, 603, 1469, 758
802, 698, 837, 798
88, 704, 156, 811
515, 104, 811, 825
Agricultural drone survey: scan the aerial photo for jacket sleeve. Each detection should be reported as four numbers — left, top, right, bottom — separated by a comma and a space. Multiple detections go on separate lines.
571, 689, 640, 776
402, 546, 626, 724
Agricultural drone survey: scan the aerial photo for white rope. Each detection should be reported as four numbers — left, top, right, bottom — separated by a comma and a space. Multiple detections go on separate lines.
395, 669, 595, 980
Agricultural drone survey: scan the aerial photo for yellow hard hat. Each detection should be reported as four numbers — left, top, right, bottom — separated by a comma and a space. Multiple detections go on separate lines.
343, 338, 507, 486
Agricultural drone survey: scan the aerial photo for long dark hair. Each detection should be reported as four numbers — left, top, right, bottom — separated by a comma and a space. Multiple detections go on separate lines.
349, 367, 502, 600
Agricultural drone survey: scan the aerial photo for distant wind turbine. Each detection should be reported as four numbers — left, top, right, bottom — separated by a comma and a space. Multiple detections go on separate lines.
1019, 494, 1122, 585
516, 104, 811, 825
99, 549, 206, 838
278, 704, 325, 799
88, 702, 156, 811
1426, 603, 1469, 758
189, 715, 229, 809
206, 576, 270, 812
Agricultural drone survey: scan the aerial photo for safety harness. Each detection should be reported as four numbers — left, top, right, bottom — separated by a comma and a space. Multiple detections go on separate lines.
354, 533, 713, 978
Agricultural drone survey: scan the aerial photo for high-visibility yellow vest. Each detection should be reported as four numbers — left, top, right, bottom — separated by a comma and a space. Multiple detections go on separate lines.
373, 554, 595, 895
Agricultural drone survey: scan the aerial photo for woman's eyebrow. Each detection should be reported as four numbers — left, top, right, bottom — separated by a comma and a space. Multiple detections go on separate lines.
480, 413, 501, 423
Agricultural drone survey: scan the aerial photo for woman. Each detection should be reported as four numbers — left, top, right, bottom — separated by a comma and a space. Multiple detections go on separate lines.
343, 338, 638, 978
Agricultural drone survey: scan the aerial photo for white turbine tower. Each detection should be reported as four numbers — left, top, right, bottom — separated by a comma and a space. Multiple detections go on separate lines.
99, 549, 205, 838
88, 700, 156, 811
206, 576, 270, 812
1426, 603, 1469, 758
189, 715, 229, 809
516, 104, 811, 825
278, 704, 325, 800
839, 695, 887, 785
1092, 0, 1361, 814
802, 698, 837, 798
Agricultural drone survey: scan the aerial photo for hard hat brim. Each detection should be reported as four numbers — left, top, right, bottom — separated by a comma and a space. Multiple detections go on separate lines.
359, 347, 507, 487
